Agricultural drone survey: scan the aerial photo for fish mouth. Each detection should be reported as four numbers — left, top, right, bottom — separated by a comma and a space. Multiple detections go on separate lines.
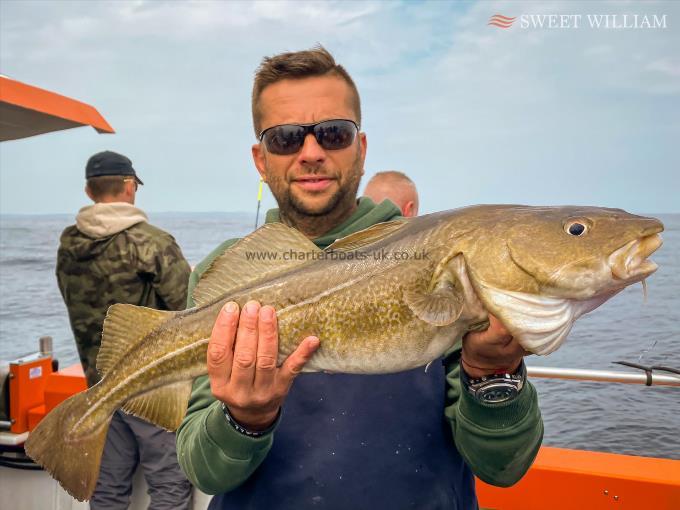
608, 231, 663, 283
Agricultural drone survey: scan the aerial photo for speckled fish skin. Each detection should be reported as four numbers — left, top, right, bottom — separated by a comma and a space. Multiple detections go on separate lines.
25, 205, 663, 501
81, 204, 664, 381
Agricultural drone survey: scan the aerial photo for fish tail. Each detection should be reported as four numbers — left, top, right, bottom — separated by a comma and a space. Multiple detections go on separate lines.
24, 389, 111, 502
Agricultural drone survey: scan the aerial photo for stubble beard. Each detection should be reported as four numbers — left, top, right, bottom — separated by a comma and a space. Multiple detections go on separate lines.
268, 150, 364, 230
289, 183, 343, 217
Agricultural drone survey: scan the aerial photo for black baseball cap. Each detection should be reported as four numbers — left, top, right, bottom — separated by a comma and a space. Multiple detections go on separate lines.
85, 151, 144, 185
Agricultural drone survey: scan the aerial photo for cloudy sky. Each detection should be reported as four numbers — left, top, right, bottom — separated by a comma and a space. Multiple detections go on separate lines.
1, 0, 678, 215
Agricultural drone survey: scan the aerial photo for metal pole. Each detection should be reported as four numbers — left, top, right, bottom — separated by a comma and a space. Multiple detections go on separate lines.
39, 336, 53, 356
527, 366, 680, 387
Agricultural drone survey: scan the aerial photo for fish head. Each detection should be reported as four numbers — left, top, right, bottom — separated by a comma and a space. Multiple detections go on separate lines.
502, 206, 663, 299
458, 205, 663, 354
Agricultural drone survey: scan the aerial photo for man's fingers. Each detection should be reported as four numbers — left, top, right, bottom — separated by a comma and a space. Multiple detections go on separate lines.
230, 300, 261, 387
207, 302, 239, 394
279, 336, 320, 390
253, 305, 279, 391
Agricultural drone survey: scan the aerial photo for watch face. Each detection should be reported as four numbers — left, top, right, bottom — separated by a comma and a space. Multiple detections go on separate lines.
477, 382, 519, 404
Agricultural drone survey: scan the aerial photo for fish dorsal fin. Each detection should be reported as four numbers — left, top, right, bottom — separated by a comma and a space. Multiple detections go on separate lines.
98, 304, 174, 377
326, 219, 408, 252
122, 381, 194, 431
404, 253, 470, 326
192, 222, 322, 307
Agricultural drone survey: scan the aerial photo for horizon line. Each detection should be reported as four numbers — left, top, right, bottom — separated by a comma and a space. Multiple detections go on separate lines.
1, 209, 679, 217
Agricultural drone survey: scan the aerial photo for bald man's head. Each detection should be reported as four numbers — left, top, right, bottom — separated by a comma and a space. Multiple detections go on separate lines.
363, 171, 419, 217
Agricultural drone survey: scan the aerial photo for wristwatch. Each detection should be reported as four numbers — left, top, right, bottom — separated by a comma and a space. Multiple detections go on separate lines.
460, 359, 526, 404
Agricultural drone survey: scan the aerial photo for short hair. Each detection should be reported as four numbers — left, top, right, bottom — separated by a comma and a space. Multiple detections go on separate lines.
86, 176, 127, 200
369, 171, 416, 187
251, 45, 361, 136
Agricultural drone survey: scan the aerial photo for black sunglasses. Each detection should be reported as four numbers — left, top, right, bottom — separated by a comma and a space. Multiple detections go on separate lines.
259, 119, 359, 155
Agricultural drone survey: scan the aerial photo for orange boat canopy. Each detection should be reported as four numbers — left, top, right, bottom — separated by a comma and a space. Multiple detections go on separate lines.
0, 75, 114, 141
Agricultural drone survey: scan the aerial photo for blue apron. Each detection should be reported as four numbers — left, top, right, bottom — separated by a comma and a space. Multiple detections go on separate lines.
209, 359, 478, 509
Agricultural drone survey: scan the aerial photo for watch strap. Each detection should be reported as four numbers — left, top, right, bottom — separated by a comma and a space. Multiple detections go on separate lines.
221, 402, 281, 438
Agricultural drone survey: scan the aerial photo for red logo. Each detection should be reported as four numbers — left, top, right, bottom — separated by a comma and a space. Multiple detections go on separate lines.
488, 14, 516, 28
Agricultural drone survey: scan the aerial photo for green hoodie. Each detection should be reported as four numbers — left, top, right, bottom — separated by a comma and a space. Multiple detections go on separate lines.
176, 198, 543, 493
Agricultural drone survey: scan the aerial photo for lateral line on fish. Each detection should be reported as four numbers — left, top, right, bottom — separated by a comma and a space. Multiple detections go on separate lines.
279, 273, 383, 313
73, 337, 211, 433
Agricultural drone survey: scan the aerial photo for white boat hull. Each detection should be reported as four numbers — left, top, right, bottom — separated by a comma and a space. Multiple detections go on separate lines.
0, 464, 211, 509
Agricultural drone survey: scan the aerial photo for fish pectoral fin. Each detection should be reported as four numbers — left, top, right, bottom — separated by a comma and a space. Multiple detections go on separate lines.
404, 270, 464, 326
325, 219, 409, 252
192, 223, 322, 307
98, 305, 176, 377
121, 380, 194, 431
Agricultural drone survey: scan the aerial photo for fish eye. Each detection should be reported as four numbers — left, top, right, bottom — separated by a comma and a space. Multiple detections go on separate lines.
565, 222, 587, 236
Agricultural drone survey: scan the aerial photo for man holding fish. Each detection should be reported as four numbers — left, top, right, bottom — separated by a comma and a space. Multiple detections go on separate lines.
25, 46, 663, 507
177, 47, 541, 509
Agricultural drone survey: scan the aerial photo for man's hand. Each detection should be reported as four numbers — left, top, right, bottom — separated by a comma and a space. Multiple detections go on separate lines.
207, 300, 319, 431
461, 314, 528, 378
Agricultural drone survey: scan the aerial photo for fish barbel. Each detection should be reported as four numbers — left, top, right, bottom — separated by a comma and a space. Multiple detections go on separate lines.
25, 205, 663, 500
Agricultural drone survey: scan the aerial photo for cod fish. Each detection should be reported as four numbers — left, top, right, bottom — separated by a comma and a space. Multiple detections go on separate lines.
25, 205, 663, 500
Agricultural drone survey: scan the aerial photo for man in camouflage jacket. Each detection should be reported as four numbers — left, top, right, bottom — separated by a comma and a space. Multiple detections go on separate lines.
56, 151, 192, 509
